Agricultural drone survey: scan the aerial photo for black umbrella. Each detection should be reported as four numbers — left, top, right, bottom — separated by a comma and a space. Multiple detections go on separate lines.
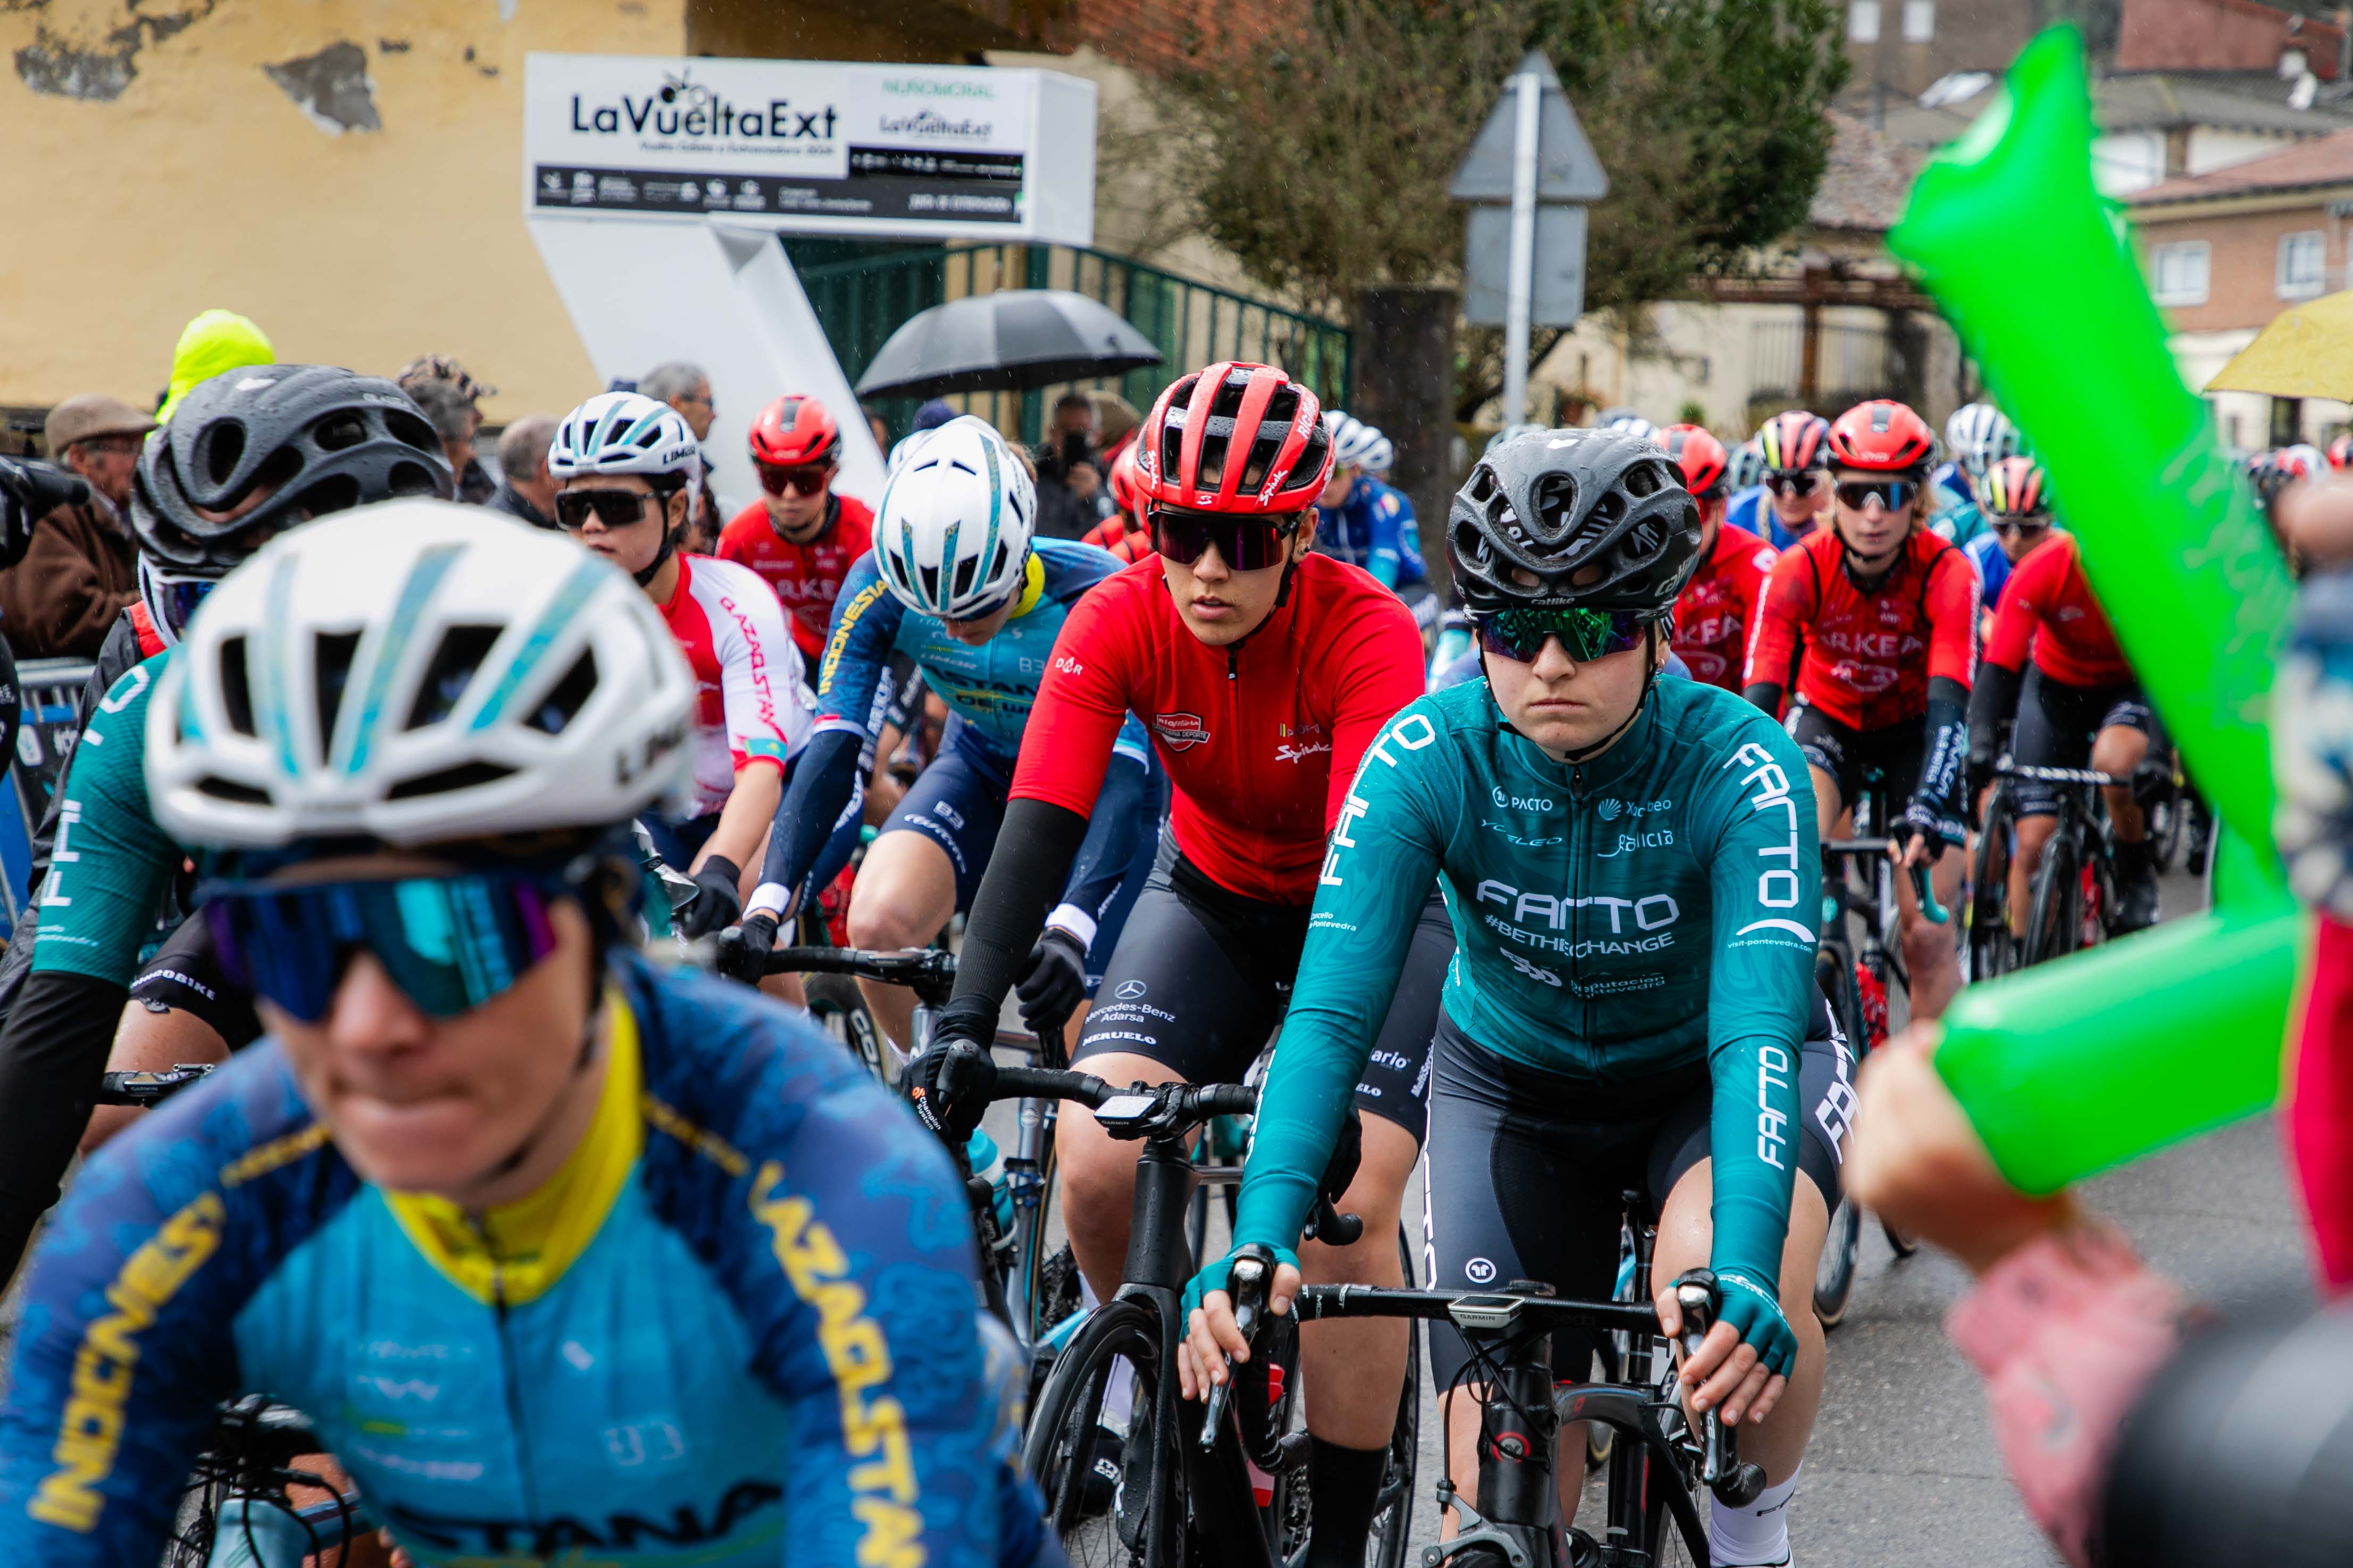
853, 290, 1163, 399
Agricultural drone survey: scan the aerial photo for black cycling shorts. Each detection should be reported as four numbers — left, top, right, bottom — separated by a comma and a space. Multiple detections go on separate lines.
1785, 702, 1926, 817
1072, 838, 1450, 1145
127, 912, 264, 1052
2012, 666, 2160, 818
1422, 992, 1850, 1393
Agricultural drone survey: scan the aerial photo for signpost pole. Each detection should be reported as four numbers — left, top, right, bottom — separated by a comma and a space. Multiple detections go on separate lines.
1502, 69, 1541, 427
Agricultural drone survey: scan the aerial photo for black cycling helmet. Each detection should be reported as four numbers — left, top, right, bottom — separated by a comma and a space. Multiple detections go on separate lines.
1447, 427, 1701, 617
131, 364, 453, 580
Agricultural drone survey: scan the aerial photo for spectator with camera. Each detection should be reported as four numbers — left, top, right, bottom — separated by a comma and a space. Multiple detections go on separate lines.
0, 397, 149, 658
1033, 390, 1109, 540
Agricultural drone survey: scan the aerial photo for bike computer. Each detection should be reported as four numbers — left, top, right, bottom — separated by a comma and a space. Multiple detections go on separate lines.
1092, 1093, 1159, 1126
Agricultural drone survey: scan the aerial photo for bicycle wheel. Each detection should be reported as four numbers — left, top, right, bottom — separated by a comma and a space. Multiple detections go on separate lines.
1967, 790, 2018, 983
1810, 950, 1866, 1328
1367, 1228, 1421, 1568
2023, 833, 2082, 968
804, 972, 888, 1084
2151, 785, 2186, 873
1024, 1297, 1246, 1568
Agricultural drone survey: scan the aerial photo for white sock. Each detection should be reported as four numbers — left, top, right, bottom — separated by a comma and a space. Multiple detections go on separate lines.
1708, 1463, 1798, 1567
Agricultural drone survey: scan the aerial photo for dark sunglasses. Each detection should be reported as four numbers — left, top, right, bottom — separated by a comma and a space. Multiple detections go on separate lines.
1148, 507, 1298, 572
1989, 515, 2051, 535
1765, 470, 1825, 498
1474, 606, 1653, 664
554, 488, 655, 530
757, 462, 832, 498
1834, 479, 1916, 511
203, 871, 568, 1024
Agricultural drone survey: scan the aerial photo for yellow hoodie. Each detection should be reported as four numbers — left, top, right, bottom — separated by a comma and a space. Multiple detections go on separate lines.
158, 310, 275, 421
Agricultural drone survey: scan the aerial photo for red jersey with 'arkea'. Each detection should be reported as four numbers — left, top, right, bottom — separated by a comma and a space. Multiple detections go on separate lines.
1742, 526, 1979, 728
1982, 532, 2130, 688
1672, 521, 1777, 691
716, 493, 875, 661
1013, 552, 1426, 904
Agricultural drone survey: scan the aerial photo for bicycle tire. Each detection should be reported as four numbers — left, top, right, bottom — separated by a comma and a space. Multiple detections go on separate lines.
1368, 1227, 1421, 1568
1024, 1297, 1248, 1568
1967, 789, 2018, 984
2024, 832, 2082, 968
1810, 950, 1866, 1328
2152, 786, 2186, 873
804, 972, 888, 1085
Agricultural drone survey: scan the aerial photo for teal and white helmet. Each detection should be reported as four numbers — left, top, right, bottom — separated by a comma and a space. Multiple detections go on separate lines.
146, 500, 696, 849
1944, 402, 2020, 478
874, 415, 1036, 621
548, 391, 702, 486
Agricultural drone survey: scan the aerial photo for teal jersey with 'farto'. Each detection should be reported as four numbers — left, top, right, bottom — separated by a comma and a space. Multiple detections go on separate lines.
1238, 675, 1822, 1293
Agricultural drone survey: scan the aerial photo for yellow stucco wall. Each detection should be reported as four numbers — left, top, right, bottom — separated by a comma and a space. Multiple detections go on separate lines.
0, 1, 690, 423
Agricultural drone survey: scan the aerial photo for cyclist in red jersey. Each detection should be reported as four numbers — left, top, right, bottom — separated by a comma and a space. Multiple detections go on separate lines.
1743, 398, 1977, 1018
908, 363, 1438, 1568
1081, 440, 1155, 563
1661, 423, 1778, 691
1965, 469, 2164, 933
716, 394, 877, 661
1755, 409, 1834, 550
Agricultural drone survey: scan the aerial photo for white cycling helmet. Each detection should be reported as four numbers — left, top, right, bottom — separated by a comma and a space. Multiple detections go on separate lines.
873, 415, 1037, 621
1599, 410, 1661, 444
1326, 414, 1384, 471
549, 391, 703, 484
1361, 433, 1396, 476
1943, 402, 2020, 477
147, 500, 696, 850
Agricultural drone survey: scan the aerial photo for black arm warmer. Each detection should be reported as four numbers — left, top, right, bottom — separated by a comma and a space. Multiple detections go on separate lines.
936, 798, 1091, 1043
1916, 675, 1972, 814
1967, 661, 2024, 765
757, 728, 864, 901
1741, 682, 1783, 717
0, 970, 130, 1276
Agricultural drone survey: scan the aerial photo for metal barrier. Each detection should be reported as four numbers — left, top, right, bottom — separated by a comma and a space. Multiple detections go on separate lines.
796, 241, 1354, 445
1, 657, 95, 924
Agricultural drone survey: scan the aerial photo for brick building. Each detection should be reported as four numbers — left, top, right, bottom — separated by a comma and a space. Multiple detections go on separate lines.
2131, 128, 2353, 446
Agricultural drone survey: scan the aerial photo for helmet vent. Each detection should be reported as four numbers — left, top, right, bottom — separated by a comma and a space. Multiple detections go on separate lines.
386, 462, 441, 499
312, 412, 366, 453
1624, 462, 1662, 498
1239, 434, 1279, 493
920, 563, 941, 605
406, 625, 505, 731
527, 650, 598, 736
386, 760, 517, 801
219, 636, 256, 737
200, 422, 248, 485
988, 541, 1009, 585
952, 552, 979, 600
195, 776, 272, 806
384, 408, 438, 452
313, 632, 362, 765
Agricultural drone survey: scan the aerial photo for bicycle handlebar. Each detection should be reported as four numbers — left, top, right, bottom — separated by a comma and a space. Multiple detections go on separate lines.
1996, 761, 2124, 788
1824, 839, 1949, 924
93, 1066, 215, 1106
761, 945, 959, 1005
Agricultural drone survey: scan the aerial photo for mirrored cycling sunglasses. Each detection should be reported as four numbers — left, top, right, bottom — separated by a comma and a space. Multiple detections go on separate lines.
1989, 514, 2052, 536
1148, 507, 1297, 572
554, 489, 655, 531
757, 462, 831, 498
202, 872, 568, 1024
1833, 478, 1916, 511
1765, 469, 1824, 498
1473, 606, 1653, 664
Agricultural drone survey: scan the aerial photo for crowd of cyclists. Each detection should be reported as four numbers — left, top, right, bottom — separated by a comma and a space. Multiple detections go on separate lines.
0, 330, 2331, 1568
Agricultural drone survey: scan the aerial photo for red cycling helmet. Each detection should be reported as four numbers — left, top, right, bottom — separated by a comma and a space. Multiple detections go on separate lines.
1658, 423, 1730, 499
1134, 361, 1332, 515
1979, 456, 2049, 518
2329, 433, 2353, 471
1826, 400, 1936, 474
1755, 410, 1830, 474
748, 395, 841, 468
1107, 441, 1146, 531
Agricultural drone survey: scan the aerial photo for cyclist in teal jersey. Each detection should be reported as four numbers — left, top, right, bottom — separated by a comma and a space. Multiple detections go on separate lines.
0, 505, 1055, 1568
1183, 429, 1846, 1568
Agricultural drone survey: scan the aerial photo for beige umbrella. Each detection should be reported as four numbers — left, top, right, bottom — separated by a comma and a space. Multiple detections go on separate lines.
2205, 288, 2353, 399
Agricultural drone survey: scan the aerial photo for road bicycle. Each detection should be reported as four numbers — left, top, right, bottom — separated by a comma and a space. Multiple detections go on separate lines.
1219, 1224, 1765, 1568
991, 1066, 1416, 1568
1809, 768, 1940, 1326
2001, 760, 2123, 967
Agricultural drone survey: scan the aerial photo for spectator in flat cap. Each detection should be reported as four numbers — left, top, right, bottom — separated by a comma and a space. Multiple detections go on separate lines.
0, 397, 151, 658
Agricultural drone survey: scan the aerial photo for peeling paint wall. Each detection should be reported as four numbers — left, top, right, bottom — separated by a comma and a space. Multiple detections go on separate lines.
1, 1, 687, 420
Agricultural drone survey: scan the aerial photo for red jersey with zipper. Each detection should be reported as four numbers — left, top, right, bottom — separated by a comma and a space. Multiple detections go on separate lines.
1672, 521, 1777, 690
1742, 525, 1978, 728
1981, 532, 2131, 688
1013, 552, 1425, 905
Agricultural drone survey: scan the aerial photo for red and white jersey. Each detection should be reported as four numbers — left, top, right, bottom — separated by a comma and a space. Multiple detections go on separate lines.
715, 494, 875, 661
1671, 521, 1777, 691
657, 554, 812, 816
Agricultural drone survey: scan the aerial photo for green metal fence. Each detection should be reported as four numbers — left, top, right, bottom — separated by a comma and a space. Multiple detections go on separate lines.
792, 241, 1354, 448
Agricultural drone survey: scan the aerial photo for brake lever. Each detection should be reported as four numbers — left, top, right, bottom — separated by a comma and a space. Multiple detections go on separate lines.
1671, 1268, 1767, 1507
1199, 1246, 1273, 1448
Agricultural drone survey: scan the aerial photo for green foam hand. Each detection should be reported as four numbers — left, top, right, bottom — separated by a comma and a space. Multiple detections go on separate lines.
1885, 25, 2309, 1193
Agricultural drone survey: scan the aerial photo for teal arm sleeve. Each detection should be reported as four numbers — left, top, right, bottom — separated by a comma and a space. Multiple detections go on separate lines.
1232, 707, 1452, 1254
1699, 728, 1822, 1293
32, 659, 181, 984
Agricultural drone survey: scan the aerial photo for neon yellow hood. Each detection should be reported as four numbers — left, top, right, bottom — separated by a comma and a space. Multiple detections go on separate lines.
158, 310, 275, 421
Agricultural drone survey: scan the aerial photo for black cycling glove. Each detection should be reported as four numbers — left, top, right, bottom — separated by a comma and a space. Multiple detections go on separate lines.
902, 1039, 995, 1145
714, 910, 777, 985
680, 854, 745, 940
1013, 928, 1088, 1042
